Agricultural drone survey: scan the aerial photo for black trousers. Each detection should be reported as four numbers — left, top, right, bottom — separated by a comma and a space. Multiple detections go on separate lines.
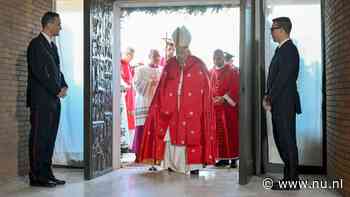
29, 103, 60, 180
271, 109, 299, 180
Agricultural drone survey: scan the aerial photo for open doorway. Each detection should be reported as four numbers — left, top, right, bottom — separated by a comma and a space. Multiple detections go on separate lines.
50, 0, 84, 180
114, 2, 241, 173
263, 0, 325, 174
80, 0, 258, 182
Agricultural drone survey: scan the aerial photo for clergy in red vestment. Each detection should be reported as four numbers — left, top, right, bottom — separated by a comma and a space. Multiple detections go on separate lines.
137, 26, 217, 174
210, 49, 239, 168
121, 47, 136, 130
224, 52, 234, 67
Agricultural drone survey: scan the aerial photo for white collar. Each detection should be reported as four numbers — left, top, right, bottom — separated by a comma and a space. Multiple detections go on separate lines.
41, 32, 53, 44
278, 38, 290, 48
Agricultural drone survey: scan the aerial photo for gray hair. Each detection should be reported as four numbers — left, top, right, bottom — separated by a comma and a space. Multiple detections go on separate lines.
41, 12, 60, 28
125, 47, 135, 55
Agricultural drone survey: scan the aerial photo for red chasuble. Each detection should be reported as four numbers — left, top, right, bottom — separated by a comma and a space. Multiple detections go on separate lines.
121, 59, 136, 130
137, 56, 217, 165
210, 64, 239, 159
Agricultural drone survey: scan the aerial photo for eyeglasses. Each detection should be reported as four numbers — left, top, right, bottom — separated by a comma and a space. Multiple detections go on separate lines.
270, 26, 282, 32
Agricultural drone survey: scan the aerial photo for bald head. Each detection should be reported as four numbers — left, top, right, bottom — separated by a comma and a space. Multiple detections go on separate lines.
149, 49, 160, 65
213, 49, 225, 68
123, 47, 135, 62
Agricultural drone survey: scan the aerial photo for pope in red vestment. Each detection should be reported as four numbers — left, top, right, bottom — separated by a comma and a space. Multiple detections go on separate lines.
210, 49, 239, 168
137, 26, 217, 174
121, 48, 136, 130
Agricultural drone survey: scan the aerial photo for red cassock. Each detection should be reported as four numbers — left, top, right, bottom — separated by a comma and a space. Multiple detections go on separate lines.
121, 59, 136, 130
210, 64, 239, 159
137, 56, 217, 165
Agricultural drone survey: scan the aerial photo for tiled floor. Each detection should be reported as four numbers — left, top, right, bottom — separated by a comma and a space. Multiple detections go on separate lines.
0, 166, 342, 197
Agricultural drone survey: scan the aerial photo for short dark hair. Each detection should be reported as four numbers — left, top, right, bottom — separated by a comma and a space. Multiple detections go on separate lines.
214, 49, 224, 56
272, 17, 292, 34
41, 12, 60, 28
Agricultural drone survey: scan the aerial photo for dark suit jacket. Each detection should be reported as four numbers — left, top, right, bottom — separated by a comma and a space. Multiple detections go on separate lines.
26, 33, 68, 109
266, 39, 301, 114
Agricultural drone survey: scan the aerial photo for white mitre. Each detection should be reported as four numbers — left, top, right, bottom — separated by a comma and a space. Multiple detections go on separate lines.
172, 26, 191, 47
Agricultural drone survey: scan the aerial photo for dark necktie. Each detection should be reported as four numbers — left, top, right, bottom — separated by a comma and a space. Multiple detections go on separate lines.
274, 47, 280, 56
50, 42, 59, 62
50, 42, 57, 51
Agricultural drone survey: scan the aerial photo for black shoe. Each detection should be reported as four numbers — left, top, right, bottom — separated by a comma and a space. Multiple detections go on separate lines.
30, 179, 56, 188
215, 160, 229, 167
230, 160, 238, 168
167, 168, 174, 172
190, 170, 199, 175
148, 166, 157, 171
49, 177, 66, 185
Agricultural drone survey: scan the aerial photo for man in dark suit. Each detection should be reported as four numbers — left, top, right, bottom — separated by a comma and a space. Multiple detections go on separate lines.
27, 12, 68, 187
263, 17, 302, 190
